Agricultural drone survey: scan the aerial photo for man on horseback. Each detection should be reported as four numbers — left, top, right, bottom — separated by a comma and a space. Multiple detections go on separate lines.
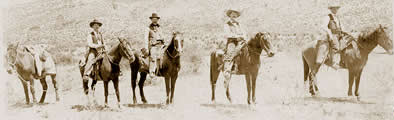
318, 3, 346, 69
82, 19, 106, 81
144, 13, 165, 78
223, 9, 247, 73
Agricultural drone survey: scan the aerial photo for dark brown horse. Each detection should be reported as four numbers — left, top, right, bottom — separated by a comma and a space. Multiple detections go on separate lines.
79, 38, 135, 107
302, 25, 393, 100
6, 43, 59, 104
130, 32, 183, 104
210, 32, 275, 104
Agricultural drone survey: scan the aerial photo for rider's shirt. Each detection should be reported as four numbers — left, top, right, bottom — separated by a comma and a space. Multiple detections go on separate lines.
86, 31, 104, 55
144, 23, 164, 49
224, 20, 247, 39
322, 12, 344, 35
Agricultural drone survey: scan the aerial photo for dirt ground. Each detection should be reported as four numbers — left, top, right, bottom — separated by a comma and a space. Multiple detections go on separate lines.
5, 48, 394, 120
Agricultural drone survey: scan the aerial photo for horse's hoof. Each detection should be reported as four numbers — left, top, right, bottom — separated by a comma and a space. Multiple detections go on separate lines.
142, 99, 148, 104
247, 100, 251, 105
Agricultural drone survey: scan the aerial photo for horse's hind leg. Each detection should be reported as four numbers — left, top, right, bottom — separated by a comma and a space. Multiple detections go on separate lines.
50, 74, 59, 101
20, 79, 30, 104
113, 79, 121, 108
139, 72, 148, 104
39, 78, 48, 103
29, 79, 37, 103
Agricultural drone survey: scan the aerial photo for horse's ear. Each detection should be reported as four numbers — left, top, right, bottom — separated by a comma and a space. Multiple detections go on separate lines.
117, 37, 123, 43
379, 24, 382, 29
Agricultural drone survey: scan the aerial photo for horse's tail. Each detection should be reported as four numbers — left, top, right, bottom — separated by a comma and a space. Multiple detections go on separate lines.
302, 53, 309, 82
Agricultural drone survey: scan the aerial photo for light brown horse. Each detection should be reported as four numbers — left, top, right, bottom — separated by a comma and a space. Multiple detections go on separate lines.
79, 38, 135, 107
6, 43, 59, 104
302, 25, 393, 100
210, 32, 275, 104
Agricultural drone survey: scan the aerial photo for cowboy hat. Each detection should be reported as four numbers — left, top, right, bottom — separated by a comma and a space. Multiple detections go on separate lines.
226, 9, 241, 18
89, 19, 102, 28
149, 13, 160, 19
328, 1, 341, 9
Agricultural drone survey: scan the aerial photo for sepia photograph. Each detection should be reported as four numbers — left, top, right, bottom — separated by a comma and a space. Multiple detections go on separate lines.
1, 0, 393, 119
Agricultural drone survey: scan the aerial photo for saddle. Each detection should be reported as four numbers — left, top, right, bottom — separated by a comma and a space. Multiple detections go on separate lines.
25, 46, 48, 62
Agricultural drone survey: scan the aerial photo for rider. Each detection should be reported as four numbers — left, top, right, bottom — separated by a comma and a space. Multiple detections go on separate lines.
144, 13, 165, 78
82, 19, 106, 81
318, 3, 346, 69
223, 9, 247, 73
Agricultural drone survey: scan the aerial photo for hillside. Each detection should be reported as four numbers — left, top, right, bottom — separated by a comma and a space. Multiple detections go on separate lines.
2, 0, 393, 66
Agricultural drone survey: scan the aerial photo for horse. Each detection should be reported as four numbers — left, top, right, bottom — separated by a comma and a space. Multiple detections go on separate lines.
79, 38, 135, 107
6, 43, 59, 104
130, 32, 183, 104
302, 25, 393, 100
210, 32, 275, 104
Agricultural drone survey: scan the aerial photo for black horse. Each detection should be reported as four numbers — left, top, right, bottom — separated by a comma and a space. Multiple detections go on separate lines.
210, 32, 275, 104
79, 38, 135, 108
130, 32, 184, 104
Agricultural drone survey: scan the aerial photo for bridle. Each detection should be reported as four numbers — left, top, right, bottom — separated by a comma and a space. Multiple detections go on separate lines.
166, 34, 183, 59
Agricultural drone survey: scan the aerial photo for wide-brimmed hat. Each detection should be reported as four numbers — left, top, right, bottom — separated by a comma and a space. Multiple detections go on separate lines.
226, 9, 241, 18
149, 13, 160, 19
328, 2, 341, 9
89, 19, 102, 28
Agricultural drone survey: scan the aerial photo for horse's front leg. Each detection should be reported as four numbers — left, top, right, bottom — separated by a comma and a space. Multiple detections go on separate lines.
50, 74, 60, 101
39, 78, 48, 103
91, 80, 98, 105
131, 70, 138, 104
113, 78, 121, 108
103, 81, 109, 106
354, 69, 363, 101
164, 76, 171, 104
347, 70, 355, 96
251, 72, 258, 104
29, 78, 37, 103
170, 74, 178, 104
139, 72, 148, 104
19, 78, 30, 104
245, 73, 252, 104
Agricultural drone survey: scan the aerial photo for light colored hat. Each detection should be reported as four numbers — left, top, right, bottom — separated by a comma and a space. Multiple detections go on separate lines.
226, 9, 241, 18
328, 1, 341, 9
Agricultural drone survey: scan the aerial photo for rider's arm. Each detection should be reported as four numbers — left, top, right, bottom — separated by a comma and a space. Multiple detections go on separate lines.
321, 15, 333, 37
144, 28, 150, 49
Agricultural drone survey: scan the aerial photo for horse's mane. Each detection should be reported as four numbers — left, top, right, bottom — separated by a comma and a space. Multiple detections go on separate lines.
357, 26, 383, 42
108, 42, 120, 55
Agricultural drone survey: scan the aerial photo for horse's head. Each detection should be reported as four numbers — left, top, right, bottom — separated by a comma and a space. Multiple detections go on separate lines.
170, 31, 184, 54
6, 42, 19, 74
255, 32, 274, 57
117, 37, 136, 62
375, 25, 393, 55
